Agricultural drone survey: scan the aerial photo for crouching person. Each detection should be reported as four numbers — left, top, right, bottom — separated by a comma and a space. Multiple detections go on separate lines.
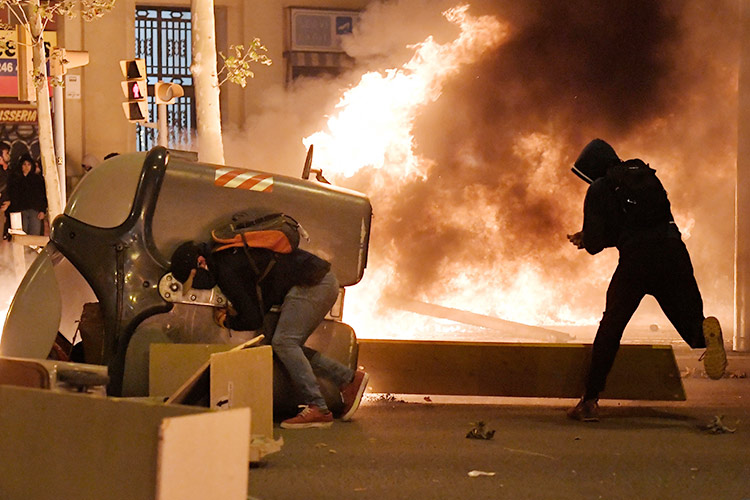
169, 240, 369, 429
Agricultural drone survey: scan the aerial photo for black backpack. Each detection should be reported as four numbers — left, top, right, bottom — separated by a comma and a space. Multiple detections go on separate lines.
607, 159, 673, 230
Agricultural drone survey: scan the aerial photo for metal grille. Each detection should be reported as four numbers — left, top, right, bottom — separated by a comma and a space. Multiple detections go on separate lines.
135, 6, 195, 151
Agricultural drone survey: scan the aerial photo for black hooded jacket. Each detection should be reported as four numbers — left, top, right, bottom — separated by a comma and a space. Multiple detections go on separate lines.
573, 139, 680, 255
208, 246, 331, 331
7, 169, 47, 213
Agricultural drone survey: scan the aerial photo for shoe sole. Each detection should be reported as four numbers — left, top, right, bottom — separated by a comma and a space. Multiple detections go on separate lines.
280, 420, 333, 429
576, 415, 599, 423
566, 411, 599, 423
341, 372, 370, 422
702, 316, 727, 380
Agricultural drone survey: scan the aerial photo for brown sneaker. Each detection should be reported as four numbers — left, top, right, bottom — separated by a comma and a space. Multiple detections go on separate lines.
701, 316, 727, 380
340, 370, 370, 421
567, 399, 599, 422
280, 405, 333, 429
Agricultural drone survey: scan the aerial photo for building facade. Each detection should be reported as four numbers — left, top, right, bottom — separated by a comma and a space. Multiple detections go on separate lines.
56, 0, 368, 186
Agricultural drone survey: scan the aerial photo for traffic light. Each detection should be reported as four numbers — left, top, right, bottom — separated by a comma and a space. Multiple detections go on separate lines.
49, 48, 89, 77
154, 81, 184, 105
120, 59, 148, 123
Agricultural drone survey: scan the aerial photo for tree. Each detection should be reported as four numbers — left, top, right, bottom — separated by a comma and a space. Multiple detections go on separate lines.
191, 0, 270, 165
0, 0, 114, 222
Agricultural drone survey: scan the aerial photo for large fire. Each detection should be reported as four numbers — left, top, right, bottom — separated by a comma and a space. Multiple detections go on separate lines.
0, 2, 738, 348
304, 5, 601, 341
298, 2, 738, 343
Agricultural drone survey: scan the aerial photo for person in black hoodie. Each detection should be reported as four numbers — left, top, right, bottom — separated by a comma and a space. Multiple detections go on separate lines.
169, 240, 370, 429
7, 154, 47, 236
566, 139, 727, 421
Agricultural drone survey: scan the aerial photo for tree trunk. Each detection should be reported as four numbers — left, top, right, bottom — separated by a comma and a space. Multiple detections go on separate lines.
27, 0, 63, 221
191, 0, 225, 165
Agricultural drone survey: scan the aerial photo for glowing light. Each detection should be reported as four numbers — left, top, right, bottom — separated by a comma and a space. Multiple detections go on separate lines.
305, 5, 508, 181
300, 2, 733, 341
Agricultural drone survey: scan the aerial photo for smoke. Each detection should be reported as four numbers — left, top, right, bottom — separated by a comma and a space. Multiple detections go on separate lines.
0, 248, 25, 341
224, 0, 740, 332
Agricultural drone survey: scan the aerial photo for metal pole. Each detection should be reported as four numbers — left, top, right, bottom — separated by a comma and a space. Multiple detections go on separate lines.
53, 84, 66, 204
158, 103, 167, 147
735, 0, 750, 351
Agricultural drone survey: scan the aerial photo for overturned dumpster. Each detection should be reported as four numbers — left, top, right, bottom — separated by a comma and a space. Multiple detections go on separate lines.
0, 147, 372, 414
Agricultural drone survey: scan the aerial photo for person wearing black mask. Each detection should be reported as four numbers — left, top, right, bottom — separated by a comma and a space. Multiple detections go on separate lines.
169, 240, 369, 429
566, 139, 727, 422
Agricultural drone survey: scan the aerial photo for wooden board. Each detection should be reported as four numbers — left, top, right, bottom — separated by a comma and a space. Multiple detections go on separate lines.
358, 340, 686, 401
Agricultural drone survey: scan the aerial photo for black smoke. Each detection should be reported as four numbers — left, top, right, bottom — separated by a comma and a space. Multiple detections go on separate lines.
336, 0, 738, 323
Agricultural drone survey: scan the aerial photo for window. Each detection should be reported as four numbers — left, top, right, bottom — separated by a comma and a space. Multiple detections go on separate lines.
135, 6, 194, 151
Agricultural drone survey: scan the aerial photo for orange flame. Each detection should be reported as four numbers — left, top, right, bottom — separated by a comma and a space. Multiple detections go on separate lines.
302, 6, 598, 340
302, 3, 732, 342
304, 5, 507, 180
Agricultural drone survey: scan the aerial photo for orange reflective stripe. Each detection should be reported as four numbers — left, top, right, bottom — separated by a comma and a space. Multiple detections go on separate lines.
214, 167, 274, 192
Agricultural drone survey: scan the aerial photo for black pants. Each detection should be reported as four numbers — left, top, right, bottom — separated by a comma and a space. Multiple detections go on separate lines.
584, 237, 705, 400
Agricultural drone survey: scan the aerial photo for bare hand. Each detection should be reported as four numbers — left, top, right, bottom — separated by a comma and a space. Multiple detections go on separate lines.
214, 307, 229, 329
567, 231, 584, 249
37, 211, 45, 220
0, 201, 9, 211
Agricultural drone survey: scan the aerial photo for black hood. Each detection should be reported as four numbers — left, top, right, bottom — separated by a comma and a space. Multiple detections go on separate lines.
572, 139, 621, 184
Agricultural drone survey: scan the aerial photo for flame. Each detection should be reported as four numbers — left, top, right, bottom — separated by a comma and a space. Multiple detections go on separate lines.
302, 6, 604, 340
304, 5, 507, 181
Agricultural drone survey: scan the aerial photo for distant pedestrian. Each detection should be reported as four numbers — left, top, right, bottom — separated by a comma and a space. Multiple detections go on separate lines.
7, 154, 47, 236
566, 139, 727, 422
82, 153, 99, 174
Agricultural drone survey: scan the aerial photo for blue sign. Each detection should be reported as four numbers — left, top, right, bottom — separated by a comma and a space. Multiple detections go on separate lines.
0, 59, 17, 77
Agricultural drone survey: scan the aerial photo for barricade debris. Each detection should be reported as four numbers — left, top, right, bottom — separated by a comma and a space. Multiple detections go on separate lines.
468, 470, 496, 478
466, 421, 495, 440
699, 415, 737, 434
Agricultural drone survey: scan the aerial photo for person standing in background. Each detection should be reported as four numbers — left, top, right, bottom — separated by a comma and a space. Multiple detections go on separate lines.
7, 154, 47, 236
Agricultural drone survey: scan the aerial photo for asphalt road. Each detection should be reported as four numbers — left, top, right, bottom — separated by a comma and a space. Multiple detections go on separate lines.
250, 353, 750, 500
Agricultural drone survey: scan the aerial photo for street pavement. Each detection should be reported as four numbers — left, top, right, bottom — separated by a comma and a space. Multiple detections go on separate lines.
250, 350, 750, 500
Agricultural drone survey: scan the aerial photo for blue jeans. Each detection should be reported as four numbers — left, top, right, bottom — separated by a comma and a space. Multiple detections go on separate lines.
20, 209, 42, 236
271, 271, 354, 411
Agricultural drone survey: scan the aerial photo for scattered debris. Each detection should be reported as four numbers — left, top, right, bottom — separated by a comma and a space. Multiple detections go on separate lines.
681, 367, 747, 379
250, 435, 283, 459
364, 393, 404, 403
315, 442, 328, 448
503, 447, 557, 460
680, 367, 696, 378
468, 470, 495, 478
698, 415, 737, 434
424, 396, 432, 402
466, 421, 495, 440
